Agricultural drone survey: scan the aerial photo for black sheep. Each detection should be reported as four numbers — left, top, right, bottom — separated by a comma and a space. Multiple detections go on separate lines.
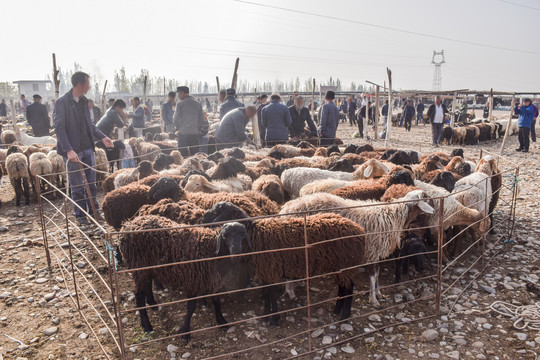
355, 144, 374, 154
329, 159, 355, 173
441, 126, 453, 144
464, 127, 477, 145
202, 201, 252, 227
211, 156, 246, 180
453, 162, 471, 178
380, 149, 397, 160
327, 144, 341, 155
387, 150, 413, 165
385, 170, 415, 187
394, 235, 428, 283
144, 132, 154, 142
153, 153, 175, 171
344, 144, 358, 154
148, 177, 183, 202
224, 147, 245, 160
207, 151, 225, 163
450, 148, 464, 158
406, 150, 420, 164
181, 170, 212, 188
429, 171, 456, 192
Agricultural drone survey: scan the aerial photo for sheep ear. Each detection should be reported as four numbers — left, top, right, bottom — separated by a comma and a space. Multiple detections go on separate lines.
418, 201, 434, 214
363, 165, 373, 178
215, 233, 224, 255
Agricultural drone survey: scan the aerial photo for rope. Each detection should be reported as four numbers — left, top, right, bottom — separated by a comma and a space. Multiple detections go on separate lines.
104, 240, 117, 271
490, 301, 540, 330
503, 173, 522, 190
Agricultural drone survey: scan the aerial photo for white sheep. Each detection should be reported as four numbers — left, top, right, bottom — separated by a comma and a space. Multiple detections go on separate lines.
280, 190, 434, 306
47, 150, 66, 190
6, 151, 31, 205
451, 172, 492, 234
28, 152, 54, 195
18, 128, 56, 146
281, 167, 355, 199
299, 178, 354, 196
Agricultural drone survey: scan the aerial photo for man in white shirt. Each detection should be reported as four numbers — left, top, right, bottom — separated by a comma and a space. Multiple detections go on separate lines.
427, 96, 448, 146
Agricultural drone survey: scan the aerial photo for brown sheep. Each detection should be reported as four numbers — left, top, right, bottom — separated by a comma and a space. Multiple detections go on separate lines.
380, 184, 419, 202
341, 153, 367, 165
313, 147, 328, 157
251, 175, 285, 204
138, 198, 205, 224
331, 180, 387, 201
170, 150, 183, 165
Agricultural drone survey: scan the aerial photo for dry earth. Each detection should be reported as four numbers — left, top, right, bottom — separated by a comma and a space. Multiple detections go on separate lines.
1, 110, 539, 360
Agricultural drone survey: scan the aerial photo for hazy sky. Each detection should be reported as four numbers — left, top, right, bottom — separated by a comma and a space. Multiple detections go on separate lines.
3, 0, 540, 91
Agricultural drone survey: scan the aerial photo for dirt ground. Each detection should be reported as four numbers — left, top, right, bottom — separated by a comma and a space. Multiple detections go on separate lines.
1, 110, 539, 360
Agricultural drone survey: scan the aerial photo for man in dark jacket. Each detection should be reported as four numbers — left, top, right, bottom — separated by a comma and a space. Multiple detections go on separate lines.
289, 96, 317, 139
26, 94, 51, 136
215, 106, 257, 149
357, 102, 374, 138
219, 88, 244, 120
88, 100, 102, 124
128, 97, 145, 136
381, 100, 389, 128
53, 71, 113, 224
0, 99, 7, 117
174, 86, 205, 157
256, 94, 269, 143
402, 99, 416, 131
261, 94, 292, 146
347, 96, 357, 126
515, 98, 534, 152
416, 100, 425, 125
319, 90, 340, 145
427, 96, 448, 146
161, 91, 176, 132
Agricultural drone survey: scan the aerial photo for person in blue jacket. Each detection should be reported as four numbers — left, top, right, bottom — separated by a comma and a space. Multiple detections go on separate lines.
515, 98, 534, 153
318, 90, 340, 145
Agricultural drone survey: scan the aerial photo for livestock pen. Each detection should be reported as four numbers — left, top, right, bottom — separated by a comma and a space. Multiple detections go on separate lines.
34, 148, 520, 359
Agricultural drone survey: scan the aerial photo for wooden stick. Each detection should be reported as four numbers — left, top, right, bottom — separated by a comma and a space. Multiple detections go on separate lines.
488, 88, 494, 120
450, 91, 457, 127
386, 68, 392, 147
101, 80, 107, 114
52, 53, 60, 100
231, 58, 240, 89
311, 78, 316, 120
374, 85, 380, 139
143, 75, 147, 100
364, 87, 369, 139
215, 76, 220, 111
500, 95, 516, 155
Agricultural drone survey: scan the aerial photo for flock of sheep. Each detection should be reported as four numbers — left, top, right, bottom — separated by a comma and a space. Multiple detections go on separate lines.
441, 118, 517, 145
89, 137, 501, 341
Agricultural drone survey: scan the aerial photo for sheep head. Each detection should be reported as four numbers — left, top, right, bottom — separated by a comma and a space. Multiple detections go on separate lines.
354, 159, 389, 180
216, 222, 251, 259
475, 155, 498, 176
184, 174, 219, 193
203, 201, 251, 227
402, 190, 435, 228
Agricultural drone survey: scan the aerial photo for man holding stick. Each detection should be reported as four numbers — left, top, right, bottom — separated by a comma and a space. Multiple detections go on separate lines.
53, 71, 114, 225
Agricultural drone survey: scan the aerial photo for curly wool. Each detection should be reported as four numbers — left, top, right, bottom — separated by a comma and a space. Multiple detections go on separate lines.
103, 184, 153, 230
281, 167, 354, 199
139, 199, 205, 224
186, 192, 264, 217
251, 175, 285, 204
330, 180, 388, 201
380, 184, 419, 202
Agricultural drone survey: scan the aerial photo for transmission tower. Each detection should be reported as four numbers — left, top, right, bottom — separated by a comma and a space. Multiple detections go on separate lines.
431, 50, 445, 91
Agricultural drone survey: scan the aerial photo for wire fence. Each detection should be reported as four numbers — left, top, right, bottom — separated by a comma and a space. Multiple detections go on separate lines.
32, 147, 519, 359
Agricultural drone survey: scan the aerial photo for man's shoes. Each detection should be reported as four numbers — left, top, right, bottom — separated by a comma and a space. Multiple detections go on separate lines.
76, 217, 90, 226
522, 150, 529, 153
515, 148, 523, 152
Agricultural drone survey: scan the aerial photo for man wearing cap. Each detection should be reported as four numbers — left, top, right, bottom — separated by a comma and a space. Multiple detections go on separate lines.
515, 98, 535, 153
215, 106, 257, 150
26, 94, 51, 136
173, 86, 205, 157
289, 96, 317, 139
402, 99, 416, 132
261, 94, 292, 146
319, 91, 340, 145
161, 91, 176, 132
219, 88, 244, 120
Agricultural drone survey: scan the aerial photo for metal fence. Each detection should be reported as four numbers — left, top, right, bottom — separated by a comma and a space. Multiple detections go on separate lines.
35, 149, 520, 359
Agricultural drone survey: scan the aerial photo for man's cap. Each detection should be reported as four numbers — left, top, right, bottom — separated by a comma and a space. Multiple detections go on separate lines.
295, 95, 304, 100
33, 94, 42, 99
226, 88, 236, 95
176, 86, 189, 93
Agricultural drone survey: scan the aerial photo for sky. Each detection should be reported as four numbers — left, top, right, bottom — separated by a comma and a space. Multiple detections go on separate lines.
2, 0, 540, 92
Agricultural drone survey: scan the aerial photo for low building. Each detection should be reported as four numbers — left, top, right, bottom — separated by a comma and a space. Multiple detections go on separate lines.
13, 80, 54, 101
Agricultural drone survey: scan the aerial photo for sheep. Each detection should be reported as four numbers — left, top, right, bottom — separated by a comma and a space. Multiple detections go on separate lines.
413, 180, 486, 243
380, 184, 419, 202
464, 126, 478, 145
313, 147, 328, 157
0, 148, 7, 185
281, 167, 354, 199
354, 159, 390, 180
1, 130, 17, 145
223, 147, 246, 160
28, 152, 53, 196
441, 126, 453, 145
330, 180, 388, 201
344, 144, 358, 154
208, 156, 246, 180
207, 151, 225, 163
130, 138, 162, 162
429, 171, 456, 192
103, 180, 186, 230
137, 174, 184, 188
329, 158, 355, 172
153, 153, 175, 171
6, 148, 30, 206
148, 177, 184, 203
452, 127, 466, 145
159, 158, 204, 177
170, 150, 183, 165
450, 148, 464, 158
279, 190, 435, 306
144, 132, 154, 142
251, 175, 285, 204
17, 128, 56, 146
94, 148, 109, 188
413, 156, 444, 179
120, 215, 251, 337
355, 144, 374, 154
139, 198, 206, 224
186, 191, 278, 216
268, 144, 315, 160
341, 153, 366, 165
475, 155, 502, 233
204, 204, 367, 324
418, 152, 451, 165
394, 234, 428, 283
184, 174, 252, 194
114, 161, 157, 189
299, 179, 354, 196
102, 168, 130, 193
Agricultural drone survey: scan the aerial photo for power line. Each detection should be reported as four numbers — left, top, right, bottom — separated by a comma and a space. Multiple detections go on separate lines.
232, 0, 540, 55
498, 0, 540, 11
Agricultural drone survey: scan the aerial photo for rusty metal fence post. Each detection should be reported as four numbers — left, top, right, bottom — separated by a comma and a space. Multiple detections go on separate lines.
303, 213, 312, 353
106, 233, 127, 360
482, 177, 489, 266
63, 191, 81, 310
435, 197, 444, 315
